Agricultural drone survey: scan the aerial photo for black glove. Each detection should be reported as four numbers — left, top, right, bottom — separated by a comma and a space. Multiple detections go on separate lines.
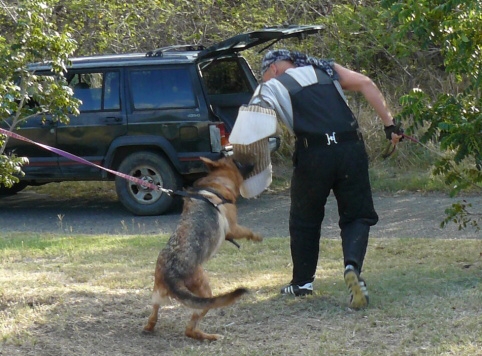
384, 122, 404, 141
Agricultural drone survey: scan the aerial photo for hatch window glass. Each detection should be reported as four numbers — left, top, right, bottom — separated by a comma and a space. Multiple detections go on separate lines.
201, 59, 251, 95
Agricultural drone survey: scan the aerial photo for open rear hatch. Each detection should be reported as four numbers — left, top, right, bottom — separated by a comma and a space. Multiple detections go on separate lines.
197, 24, 325, 61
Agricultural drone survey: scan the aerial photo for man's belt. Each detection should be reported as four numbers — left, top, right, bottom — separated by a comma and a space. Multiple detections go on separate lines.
296, 131, 362, 148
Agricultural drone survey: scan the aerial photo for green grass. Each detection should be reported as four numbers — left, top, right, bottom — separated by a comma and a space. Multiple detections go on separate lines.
1, 233, 481, 355
369, 165, 449, 193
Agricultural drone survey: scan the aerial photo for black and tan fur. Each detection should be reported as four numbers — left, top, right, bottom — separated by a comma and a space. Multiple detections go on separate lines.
143, 156, 262, 341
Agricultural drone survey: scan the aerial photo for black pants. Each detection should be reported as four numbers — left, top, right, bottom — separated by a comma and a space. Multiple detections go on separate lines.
289, 140, 378, 285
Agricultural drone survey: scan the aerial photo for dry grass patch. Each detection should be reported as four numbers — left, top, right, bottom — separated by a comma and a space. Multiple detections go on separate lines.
1, 233, 481, 355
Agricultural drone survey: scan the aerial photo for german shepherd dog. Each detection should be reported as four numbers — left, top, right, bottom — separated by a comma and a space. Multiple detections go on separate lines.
143, 156, 262, 341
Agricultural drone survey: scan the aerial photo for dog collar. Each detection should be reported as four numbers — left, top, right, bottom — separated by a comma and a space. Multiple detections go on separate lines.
172, 187, 234, 210
171, 188, 240, 249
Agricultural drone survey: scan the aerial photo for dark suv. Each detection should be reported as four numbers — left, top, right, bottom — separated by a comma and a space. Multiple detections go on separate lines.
1, 25, 323, 215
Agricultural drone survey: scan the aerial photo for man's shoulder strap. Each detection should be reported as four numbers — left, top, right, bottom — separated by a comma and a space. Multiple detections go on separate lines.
275, 72, 303, 95
275, 68, 348, 104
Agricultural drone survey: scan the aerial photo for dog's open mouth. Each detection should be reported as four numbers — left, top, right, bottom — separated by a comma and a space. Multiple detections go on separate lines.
233, 159, 255, 179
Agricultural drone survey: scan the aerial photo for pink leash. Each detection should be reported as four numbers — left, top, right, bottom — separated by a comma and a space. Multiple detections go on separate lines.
0, 127, 169, 193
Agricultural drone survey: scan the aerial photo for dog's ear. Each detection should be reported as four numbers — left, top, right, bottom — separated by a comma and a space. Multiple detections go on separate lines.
199, 157, 217, 170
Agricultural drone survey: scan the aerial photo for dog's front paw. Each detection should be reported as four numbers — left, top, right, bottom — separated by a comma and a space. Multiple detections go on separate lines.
251, 233, 263, 242
141, 328, 155, 336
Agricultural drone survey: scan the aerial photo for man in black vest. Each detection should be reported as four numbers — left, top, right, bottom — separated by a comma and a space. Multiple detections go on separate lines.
250, 49, 402, 309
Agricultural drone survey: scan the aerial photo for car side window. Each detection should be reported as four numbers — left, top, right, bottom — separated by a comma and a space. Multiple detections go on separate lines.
70, 73, 102, 112
69, 72, 120, 112
129, 68, 196, 110
103, 72, 121, 110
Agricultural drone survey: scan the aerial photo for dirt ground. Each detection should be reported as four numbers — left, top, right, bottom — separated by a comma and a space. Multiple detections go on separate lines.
0, 186, 480, 239
1, 180, 481, 355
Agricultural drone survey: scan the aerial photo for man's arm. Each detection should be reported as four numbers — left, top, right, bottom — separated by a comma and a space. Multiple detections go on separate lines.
334, 63, 402, 143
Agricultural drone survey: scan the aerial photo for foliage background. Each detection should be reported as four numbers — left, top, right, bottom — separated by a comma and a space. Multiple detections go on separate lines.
0, 0, 477, 157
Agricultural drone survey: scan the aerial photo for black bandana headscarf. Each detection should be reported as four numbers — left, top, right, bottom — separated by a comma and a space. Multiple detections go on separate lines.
261, 49, 337, 79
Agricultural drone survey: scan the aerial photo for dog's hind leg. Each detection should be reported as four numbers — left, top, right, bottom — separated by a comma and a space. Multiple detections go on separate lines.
185, 267, 213, 299
142, 303, 160, 334
142, 287, 167, 334
185, 308, 222, 341
184, 267, 223, 341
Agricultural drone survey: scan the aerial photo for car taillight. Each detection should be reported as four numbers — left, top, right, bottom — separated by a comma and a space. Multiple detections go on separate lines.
216, 122, 230, 146
209, 123, 230, 153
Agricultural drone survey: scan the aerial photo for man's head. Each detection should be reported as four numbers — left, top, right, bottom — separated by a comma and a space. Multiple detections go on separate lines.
261, 49, 296, 82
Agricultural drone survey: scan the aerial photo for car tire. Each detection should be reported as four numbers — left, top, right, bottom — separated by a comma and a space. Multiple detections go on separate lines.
0, 181, 28, 196
115, 151, 182, 216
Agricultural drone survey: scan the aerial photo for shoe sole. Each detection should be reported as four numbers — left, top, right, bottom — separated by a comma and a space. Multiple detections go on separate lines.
344, 270, 368, 309
280, 291, 312, 297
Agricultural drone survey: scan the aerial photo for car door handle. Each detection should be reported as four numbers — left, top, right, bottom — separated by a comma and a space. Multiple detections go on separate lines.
40, 119, 56, 133
41, 119, 55, 126
104, 116, 123, 125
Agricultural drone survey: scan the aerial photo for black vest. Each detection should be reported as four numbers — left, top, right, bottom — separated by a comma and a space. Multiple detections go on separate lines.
275, 68, 359, 137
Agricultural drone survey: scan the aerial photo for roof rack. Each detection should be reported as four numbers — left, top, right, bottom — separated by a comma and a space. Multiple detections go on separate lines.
146, 45, 206, 57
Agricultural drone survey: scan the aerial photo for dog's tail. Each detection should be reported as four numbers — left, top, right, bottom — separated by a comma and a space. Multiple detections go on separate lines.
167, 280, 248, 310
